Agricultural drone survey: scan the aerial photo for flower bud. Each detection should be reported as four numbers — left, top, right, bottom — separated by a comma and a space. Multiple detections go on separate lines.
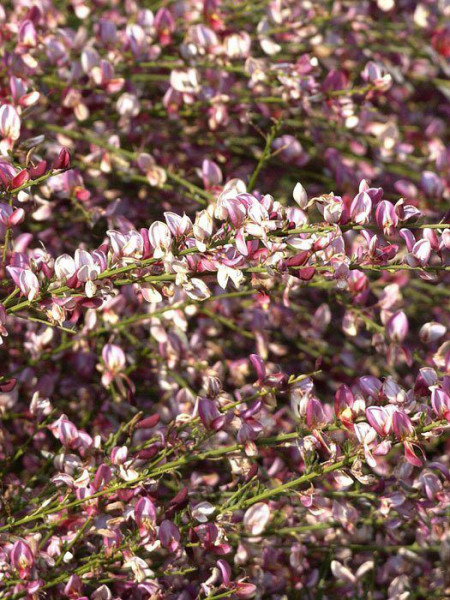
293, 182, 308, 209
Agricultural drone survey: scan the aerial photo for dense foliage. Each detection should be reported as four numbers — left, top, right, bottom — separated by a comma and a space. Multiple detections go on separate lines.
0, 1, 449, 598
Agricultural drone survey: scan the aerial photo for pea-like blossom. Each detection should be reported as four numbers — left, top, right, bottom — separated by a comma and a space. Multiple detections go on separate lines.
10, 539, 34, 578
6, 266, 40, 300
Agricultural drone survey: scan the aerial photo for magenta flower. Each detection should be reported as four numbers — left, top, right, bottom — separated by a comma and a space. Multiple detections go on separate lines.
431, 388, 450, 421
0, 158, 18, 188
403, 440, 425, 467
159, 519, 181, 553
0, 203, 25, 227
306, 397, 329, 429
335, 384, 355, 424
10, 539, 34, 578
198, 397, 227, 431
392, 409, 415, 440
134, 497, 157, 537
52, 147, 71, 170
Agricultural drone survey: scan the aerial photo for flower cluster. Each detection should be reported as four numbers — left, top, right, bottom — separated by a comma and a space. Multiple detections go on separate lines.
0, 1, 449, 599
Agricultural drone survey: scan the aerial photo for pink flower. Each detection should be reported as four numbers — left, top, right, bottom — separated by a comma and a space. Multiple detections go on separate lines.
201, 159, 222, 190
137, 153, 166, 187
319, 194, 345, 224
361, 61, 392, 90
148, 221, 172, 257
0, 303, 7, 345
306, 397, 329, 428
0, 202, 25, 226
376, 200, 398, 235
10, 539, 34, 578
359, 376, 382, 399
224, 32, 251, 58
54, 254, 76, 280
116, 93, 140, 117
217, 559, 232, 586
249, 353, 266, 384
420, 171, 443, 198
159, 519, 181, 552
350, 191, 372, 225
335, 384, 355, 427
48, 414, 80, 448
403, 440, 425, 467
154, 8, 175, 45
0, 158, 18, 188
392, 409, 414, 439
107, 229, 143, 258
198, 398, 227, 431
235, 583, 257, 598
10, 77, 40, 108
10, 169, 30, 189
6, 266, 40, 301
101, 344, 126, 386
64, 574, 83, 598
354, 423, 378, 467
366, 406, 394, 436
243, 503, 270, 535
194, 523, 232, 555
93, 463, 112, 491
412, 239, 431, 266
76, 256, 98, 295
53, 147, 71, 170
164, 211, 192, 237
272, 135, 309, 167
134, 497, 157, 537
386, 311, 408, 343
431, 388, 450, 421
0, 104, 21, 142
418, 470, 443, 500
19, 19, 37, 47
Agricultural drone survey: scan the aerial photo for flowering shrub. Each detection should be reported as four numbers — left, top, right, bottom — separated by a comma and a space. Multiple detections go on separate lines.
0, 1, 449, 599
